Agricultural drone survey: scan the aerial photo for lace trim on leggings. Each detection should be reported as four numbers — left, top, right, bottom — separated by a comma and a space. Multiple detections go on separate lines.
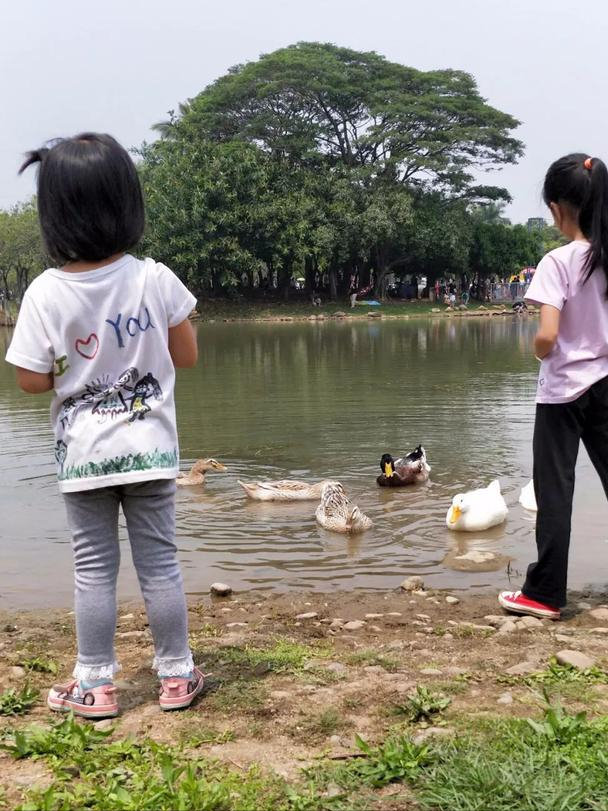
72, 661, 121, 681
153, 653, 194, 677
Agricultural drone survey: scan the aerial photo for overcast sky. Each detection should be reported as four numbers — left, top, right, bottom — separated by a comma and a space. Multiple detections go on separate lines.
1, 0, 604, 223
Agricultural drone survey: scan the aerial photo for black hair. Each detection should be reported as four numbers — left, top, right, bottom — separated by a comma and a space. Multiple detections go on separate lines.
543, 152, 608, 289
19, 133, 144, 265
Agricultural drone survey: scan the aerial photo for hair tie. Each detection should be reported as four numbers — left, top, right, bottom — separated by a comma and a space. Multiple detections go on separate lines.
584, 157, 593, 170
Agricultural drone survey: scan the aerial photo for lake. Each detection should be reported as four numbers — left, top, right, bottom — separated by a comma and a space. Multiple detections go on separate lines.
1, 316, 607, 608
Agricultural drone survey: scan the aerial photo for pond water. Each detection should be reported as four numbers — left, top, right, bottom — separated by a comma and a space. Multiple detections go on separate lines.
2, 317, 608, 609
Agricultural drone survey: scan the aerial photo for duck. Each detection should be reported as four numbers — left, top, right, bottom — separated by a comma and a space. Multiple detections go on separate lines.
237, 479, 328, 502
377, 445, 431, 487
315, 481, 373, 534
519, 479, 537, 512
446, 480, 508, 532
176, 458, 227, 487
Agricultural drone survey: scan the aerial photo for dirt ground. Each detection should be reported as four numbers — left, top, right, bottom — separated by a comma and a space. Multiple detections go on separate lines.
1, 585, 608, 804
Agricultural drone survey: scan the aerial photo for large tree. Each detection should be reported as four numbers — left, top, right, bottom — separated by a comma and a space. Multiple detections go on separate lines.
147, 42, 525, 299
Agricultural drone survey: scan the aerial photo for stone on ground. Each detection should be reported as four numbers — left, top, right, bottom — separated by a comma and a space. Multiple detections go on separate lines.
589, 608, 608, 621
210, 582, 233, 597
400, 576, 424, 592
295, 612, 318, 620
556, 650, 595, 670
343, 620, 366, 631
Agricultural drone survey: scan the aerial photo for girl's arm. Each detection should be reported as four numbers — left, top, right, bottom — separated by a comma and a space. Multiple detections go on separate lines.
534, 304, 560, 359
16, 367, 54, 393
168, 318, 198, 368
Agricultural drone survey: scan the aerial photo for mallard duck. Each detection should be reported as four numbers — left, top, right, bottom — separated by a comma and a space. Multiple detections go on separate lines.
519, 480, 537, 512
315, 481, 373, 534
377, 446, 431, 487
237, 479, 328, 501
176, 458, 227, 487
446, 480, 508, 532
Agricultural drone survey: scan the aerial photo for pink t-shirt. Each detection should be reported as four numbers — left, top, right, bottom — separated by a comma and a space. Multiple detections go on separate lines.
525, 240, 608, 403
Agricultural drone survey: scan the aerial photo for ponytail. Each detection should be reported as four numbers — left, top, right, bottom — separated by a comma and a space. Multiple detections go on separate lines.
543, 152, 608, 295
579, 158, 608, 285
19, 148, 50, 175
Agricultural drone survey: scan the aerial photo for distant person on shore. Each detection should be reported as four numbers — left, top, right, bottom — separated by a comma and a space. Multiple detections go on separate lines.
499, 153, 608, 621
5, 134, 203, 718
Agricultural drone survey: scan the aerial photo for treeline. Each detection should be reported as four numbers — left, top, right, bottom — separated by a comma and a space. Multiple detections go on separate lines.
1, 43, 557, 303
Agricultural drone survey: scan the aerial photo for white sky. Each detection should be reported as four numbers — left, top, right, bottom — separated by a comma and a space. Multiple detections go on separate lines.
1, 0, 605, 223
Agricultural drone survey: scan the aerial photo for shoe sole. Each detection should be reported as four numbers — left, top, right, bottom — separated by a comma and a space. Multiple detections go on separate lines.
159, 678, 205, 711
498, 593, 560, 620
47, 695, 119, 719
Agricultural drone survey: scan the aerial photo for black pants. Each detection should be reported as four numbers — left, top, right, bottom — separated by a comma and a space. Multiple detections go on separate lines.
523, 375, 608, 607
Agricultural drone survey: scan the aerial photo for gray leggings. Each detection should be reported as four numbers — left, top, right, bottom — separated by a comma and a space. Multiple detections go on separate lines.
64, 479, 192, 681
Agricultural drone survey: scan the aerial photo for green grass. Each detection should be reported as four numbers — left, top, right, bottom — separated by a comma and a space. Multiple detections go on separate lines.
289, 709, 350, 743
0, 686, 39, 716
498, 658, 608, 690
3, 715, 286, 811
199, 639, 328, 678
4, 694, 608, 810
20, 656, 58, 675
393, 686, 451, 724
343, 650, 399, 672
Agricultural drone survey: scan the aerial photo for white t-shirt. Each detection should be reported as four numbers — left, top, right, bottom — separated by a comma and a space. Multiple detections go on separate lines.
5, 254, 197, 492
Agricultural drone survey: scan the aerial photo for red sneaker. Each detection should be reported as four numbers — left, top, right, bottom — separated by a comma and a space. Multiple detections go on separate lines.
498, 590, 560, 620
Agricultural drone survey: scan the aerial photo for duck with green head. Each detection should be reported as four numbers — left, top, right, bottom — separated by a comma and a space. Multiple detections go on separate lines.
377, 445, 431, 487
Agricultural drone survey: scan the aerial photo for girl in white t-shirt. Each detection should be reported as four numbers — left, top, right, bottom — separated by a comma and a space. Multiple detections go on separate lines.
6, 133, 204, 717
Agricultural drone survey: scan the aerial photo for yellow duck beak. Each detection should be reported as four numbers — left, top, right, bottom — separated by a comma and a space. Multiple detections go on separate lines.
384, 462, 394, 478
449, 505, 462, 524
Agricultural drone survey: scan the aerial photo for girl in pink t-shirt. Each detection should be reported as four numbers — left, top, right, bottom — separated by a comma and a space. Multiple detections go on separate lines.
499, 153, 608, 620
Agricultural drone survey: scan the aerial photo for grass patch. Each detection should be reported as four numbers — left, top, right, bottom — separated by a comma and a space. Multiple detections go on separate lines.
0, 686, 39, 717
200, 639, 329, 679
498, 658, 608, 692
393, 687, 451, 724
20, 656, 58, 675
3, 714, 287, 811
204, 679, 269, 717
290, 709, 350, 744
343, 650, 399, 672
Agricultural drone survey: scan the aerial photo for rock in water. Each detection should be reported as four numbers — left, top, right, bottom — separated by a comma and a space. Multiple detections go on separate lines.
401, 576, 424, 592
210, 583, 232, 597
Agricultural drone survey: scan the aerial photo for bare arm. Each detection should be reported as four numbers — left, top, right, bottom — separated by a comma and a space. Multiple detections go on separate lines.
168, 318, 198, 368
534, 304, 560, 359
15, 367, 54, 393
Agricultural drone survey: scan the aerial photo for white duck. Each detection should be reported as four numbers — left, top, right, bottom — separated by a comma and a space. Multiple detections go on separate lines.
446, 480, 508, 532
519, 480, 537, 512
315, 481, 373, 534
238, 479, 328, 501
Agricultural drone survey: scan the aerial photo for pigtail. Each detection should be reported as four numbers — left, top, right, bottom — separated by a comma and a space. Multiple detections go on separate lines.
580, 157, 608, 288
19, 148, 49, 175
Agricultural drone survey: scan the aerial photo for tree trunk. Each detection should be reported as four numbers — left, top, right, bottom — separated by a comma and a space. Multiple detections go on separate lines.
304, 255, 315, 295
329, 267, 338, 301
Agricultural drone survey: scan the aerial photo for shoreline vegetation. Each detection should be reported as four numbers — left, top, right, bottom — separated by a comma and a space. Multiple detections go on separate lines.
2, 586, 608, 810
1, 299, 537, 329
191, 299, 537, 324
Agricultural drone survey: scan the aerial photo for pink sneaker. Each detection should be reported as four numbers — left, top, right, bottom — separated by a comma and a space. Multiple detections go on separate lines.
159, 667, 205, 711
498, 590, 560, 620
47, 680, 118, 719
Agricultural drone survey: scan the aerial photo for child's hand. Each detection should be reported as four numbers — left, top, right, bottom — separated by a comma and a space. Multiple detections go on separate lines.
16, 367, 54, 393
